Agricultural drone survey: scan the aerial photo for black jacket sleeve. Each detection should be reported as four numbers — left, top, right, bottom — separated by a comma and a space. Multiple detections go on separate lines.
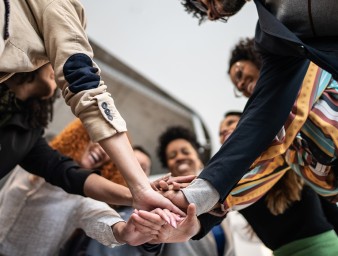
192, 213, 226, 240
199, 52, 310, 202
20, 135, 99, 195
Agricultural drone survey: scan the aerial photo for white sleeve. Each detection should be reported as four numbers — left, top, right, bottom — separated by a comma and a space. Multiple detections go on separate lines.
75, 197, 125, 247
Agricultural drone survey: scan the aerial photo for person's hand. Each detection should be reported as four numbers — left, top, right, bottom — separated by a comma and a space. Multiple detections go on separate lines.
151, 174, 196, 191
160, 189, 190, 213
132, 187, 187, 220
148, 204, 200, 243
113, 208, 179, 246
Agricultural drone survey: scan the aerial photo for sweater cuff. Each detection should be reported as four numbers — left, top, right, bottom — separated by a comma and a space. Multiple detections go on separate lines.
181, 178, 220, 216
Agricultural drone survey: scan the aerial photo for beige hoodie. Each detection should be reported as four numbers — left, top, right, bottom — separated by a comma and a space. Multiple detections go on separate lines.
0, 0, 126, 142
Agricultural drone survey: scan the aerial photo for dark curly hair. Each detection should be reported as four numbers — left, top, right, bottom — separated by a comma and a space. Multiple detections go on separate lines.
181, 0, 247, 24
23, 92, 58, 128
157, 126, 201, 168
181, 0, 208, 24
16, 70, 59, 128
0, 70, 59, 128
228, 37, 262, 73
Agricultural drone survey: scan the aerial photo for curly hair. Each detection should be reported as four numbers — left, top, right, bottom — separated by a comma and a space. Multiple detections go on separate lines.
23, 93, 58, 128
228, 37, 262, 73
181, 0, 209, 24
181, 0, 247, 24
49, 118, 126, 186
0, 70, 58, 128
157, 126, 201, 168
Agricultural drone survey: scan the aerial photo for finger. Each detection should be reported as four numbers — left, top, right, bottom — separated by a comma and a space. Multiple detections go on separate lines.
161, 173, 171, 181
185, 203, 197, 222
150, 208, 171, 225
187, 203, 196, 216
150, 181, 159, 191
171, 182, 182, 190
159, 180, 169, 191
133, 211, 166, 230
153, 208, 177, 228
164, 209, 177, 228
168, 175, 196, 184
153, 174, 171, 186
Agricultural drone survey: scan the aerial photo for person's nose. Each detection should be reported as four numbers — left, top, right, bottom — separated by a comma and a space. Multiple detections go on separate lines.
174, 151, 187, 162
236, 79, 245, 92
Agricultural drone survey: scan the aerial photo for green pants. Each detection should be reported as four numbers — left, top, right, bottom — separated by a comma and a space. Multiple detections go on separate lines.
274, 230, 338, 256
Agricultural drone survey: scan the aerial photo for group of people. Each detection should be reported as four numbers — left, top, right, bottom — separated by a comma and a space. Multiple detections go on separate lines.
1, 0, 338, 255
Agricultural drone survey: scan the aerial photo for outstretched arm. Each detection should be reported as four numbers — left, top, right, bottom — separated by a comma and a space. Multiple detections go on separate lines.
34, 1, 184, 216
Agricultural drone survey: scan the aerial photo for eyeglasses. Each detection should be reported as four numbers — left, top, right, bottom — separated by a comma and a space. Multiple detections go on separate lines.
190, 0, 230, 23
232, 62, 244, 97
190, 0, 208, 13
234, 63, 244, 83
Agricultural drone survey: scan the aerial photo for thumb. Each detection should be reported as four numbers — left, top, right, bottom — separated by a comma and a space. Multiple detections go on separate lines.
186, 203, 197, 220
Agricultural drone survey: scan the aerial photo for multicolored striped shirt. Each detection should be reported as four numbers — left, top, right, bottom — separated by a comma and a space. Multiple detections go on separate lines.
224, 63, 338, 211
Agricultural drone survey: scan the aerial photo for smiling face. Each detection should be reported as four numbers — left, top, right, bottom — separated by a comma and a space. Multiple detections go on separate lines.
165, 139, 203, 177
219, 114, 241, 144
79, 142, 110, 169
229, 60, 260, 98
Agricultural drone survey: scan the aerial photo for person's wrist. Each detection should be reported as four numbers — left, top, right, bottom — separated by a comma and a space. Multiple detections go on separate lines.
112, 221, 127, 244
130, 179, 157, 204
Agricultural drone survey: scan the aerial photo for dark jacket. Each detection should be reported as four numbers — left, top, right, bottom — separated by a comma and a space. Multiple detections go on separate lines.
0, 111, 95, 195
199, 0, 338, 201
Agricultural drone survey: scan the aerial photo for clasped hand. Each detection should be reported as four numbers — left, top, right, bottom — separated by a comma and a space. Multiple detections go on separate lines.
114, 174, 201, 245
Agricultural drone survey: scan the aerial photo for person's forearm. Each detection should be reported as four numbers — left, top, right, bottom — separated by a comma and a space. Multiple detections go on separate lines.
84, 173, 132, 206
182, 178, 219, 215
99, 133, 151, 194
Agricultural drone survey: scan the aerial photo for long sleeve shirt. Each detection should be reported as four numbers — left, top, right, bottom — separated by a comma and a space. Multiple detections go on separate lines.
0, 167, 124, 256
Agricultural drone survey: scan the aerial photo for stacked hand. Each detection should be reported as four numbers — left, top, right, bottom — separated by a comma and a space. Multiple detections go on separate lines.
148, 203, 201, 243
131, 187, 186, 221
112, 208, 181, 246
117, 174, 201, 245
151, 174, 195, 213
151, 174, 196, 192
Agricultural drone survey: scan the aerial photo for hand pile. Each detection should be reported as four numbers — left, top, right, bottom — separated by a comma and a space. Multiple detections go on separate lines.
112, 174, 200, 245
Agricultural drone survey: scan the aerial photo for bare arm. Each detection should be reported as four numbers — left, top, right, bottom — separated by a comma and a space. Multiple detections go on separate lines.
84, 173, 132, 206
